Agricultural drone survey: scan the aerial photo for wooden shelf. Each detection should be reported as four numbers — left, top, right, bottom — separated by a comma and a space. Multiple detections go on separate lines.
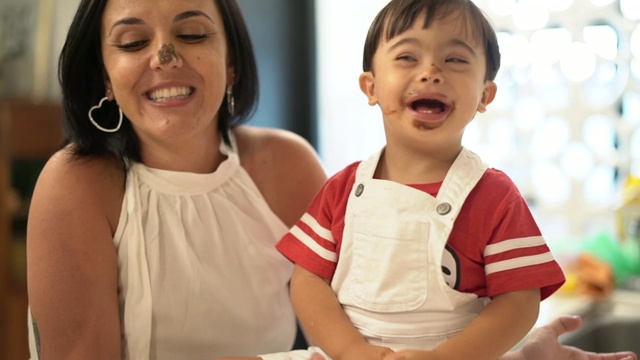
0, 98, 63, 360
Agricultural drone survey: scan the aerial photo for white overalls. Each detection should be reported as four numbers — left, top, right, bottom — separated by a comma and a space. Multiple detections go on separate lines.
261, 147, 491, 359
333, 147, 490, 349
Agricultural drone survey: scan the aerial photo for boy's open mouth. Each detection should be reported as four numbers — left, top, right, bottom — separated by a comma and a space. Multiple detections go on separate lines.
411, 99, 447, 114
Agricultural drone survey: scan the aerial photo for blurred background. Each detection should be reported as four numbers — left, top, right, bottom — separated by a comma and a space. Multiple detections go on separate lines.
1, 0, 639, 358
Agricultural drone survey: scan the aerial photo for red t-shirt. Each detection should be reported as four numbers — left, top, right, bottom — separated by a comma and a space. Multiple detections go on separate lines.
277, 161, 565, 300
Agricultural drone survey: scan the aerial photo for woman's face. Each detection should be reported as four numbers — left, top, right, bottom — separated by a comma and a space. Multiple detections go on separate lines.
101, 0, 232, 145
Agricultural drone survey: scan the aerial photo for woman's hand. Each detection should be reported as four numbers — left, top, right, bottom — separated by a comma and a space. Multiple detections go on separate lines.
382, 349, 437, 360
338, 342, 395, 360
512, 315, 636, 360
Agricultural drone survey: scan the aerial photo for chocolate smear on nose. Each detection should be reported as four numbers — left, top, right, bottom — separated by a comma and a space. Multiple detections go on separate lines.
158, 44, 177, 65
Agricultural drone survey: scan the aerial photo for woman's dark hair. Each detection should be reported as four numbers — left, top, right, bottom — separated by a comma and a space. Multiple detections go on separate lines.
58, 0, 259, 162
362, 0, 500, 81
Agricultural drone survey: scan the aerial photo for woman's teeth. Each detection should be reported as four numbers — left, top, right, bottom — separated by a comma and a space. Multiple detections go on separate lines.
148, 87, 192, 102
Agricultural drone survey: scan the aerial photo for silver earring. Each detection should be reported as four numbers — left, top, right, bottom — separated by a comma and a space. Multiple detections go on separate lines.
88, 96, 123, 133
226, 85, 235, 117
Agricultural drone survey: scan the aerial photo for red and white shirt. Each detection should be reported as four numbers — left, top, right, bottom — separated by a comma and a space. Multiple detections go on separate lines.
278, 158, 565, 301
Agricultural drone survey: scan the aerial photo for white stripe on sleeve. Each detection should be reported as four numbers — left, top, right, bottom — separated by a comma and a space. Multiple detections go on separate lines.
484, 236, 546, 257
485, 252, 555, 275
290, 225, 337, 263
300, 213, 335, 244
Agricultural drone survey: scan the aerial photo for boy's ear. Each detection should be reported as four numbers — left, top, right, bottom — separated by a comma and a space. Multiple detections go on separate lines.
359, 72, 378, 106
477, 81, 497, 113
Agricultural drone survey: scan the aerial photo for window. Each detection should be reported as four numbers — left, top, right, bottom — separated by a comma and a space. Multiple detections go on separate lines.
315, 0, 640, 244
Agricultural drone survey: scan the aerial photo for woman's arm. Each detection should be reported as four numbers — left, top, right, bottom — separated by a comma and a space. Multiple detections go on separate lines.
27, 150, 124, 359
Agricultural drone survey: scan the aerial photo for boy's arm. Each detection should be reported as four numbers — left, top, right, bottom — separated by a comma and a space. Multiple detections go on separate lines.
290, 265, 394, 360
433, 289, 540, 360
385, 289, 540, 360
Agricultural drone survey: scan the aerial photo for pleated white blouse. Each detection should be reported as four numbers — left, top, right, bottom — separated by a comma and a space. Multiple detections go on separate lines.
29, 136, 297, 359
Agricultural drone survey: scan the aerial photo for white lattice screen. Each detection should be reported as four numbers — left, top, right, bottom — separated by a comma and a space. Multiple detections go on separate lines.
316, 0, 640, 247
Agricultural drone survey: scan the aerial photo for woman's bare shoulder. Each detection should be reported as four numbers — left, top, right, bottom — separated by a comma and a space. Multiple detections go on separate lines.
39, 148, 124, 194
234, 126, 315, 159
233, 126, 327, 227
32, 147, 125, 231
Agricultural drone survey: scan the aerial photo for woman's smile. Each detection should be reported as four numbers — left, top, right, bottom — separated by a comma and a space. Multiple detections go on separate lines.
146, 86, 194, 102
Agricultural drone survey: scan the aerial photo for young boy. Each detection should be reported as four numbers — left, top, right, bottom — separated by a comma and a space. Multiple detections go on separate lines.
276, 0, 566, 359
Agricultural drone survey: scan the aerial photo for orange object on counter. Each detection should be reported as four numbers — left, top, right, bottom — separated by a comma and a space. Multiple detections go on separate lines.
575, 253, 615, 300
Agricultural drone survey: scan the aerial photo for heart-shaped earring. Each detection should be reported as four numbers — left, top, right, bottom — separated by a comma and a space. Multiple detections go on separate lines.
88, 96, 123, 133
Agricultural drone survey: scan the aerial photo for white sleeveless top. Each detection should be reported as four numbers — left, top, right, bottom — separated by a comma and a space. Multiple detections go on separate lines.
29, 136, 297, 359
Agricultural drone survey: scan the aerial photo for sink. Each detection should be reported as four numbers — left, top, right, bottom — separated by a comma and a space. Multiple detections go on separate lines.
559, 290, 640, 354
559, 315, 640, 353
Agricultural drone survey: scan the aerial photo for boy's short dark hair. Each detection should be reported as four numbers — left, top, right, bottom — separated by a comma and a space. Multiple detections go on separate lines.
362, 0, 501, 81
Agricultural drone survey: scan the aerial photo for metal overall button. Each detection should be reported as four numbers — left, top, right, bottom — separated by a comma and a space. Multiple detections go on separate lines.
436, 202, 451, 215
355, 183, 364, 197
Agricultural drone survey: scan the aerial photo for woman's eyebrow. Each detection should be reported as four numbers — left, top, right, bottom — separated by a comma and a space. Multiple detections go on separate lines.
109, 17, 144, 36
108, 10, 214, 36
174, 10, 214, 23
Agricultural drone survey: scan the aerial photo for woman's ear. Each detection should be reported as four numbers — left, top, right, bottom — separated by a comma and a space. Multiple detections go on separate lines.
104, 82, 114, 100
227, 67, 236, 87
477, 81, 497, 113
359, 72, 378, 106
227, 54, 236, 86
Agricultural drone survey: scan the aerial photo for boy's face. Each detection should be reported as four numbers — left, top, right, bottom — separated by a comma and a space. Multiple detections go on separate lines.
360, 12, 497, 153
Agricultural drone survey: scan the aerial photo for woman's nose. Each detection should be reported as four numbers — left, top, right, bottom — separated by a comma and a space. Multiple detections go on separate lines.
151, 42, 183, 69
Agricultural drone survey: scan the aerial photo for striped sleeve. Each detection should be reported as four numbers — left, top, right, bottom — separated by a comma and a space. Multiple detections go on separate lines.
479, 172, 566, 300
484, 236, 556, 275
276, 164, 357, 280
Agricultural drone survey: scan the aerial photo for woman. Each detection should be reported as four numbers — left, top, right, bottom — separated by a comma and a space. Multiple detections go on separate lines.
25, 0, 637, 359
28, 0, 325, 358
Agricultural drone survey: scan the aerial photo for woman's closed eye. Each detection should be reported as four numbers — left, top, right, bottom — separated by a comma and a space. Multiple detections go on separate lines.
177, 33, 209, 43
115, 33, 209, 51
116, 39, 149, 51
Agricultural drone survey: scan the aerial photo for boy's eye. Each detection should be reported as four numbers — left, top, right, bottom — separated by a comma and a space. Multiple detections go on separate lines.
116, 40, 149, 51
397, 55, 416, 61
446, 57, 468, 64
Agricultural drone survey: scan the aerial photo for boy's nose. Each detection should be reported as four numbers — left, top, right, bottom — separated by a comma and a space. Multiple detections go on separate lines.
421, 63, 442, 83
